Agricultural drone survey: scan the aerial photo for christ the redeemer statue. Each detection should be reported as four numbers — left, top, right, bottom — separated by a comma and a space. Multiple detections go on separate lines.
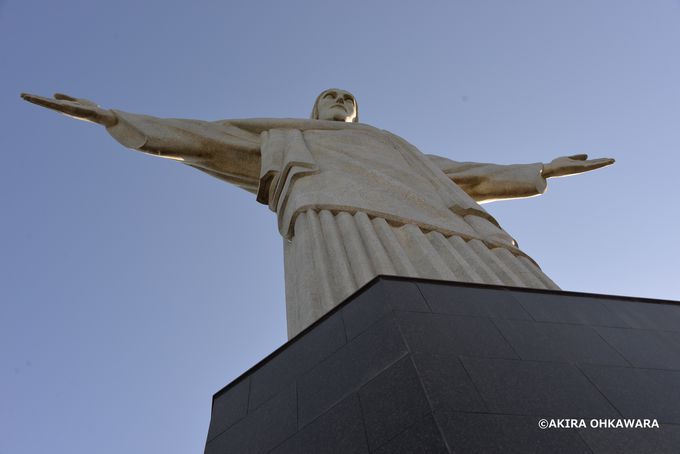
22, 89, 614, 337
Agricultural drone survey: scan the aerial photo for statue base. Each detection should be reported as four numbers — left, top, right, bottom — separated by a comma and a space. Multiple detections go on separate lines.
205, 276, 680, 453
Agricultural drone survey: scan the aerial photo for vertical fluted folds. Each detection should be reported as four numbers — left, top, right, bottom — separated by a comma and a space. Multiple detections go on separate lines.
284, 209, 559, 337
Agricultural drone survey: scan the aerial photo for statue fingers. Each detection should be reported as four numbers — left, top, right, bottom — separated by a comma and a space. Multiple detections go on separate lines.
585, 157, 615, 170
21, 93, 69, 111
22, 92, 101, 121
55, 101, 98, 119
567, 154, 588, 161
54, 93, 99, 107
54, 93, 77, 101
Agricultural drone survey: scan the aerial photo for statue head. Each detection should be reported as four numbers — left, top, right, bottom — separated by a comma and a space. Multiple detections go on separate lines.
311, 88, 358, 122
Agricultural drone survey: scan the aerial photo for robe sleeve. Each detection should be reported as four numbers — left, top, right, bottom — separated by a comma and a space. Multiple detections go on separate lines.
106, 110, 262, 194
427, 154, 547, 203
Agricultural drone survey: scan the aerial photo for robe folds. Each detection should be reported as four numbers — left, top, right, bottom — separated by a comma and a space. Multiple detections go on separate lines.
107, 112, 558, 337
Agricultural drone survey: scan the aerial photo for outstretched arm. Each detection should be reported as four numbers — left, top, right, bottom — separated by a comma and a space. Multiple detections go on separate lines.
429, 153, 615, 203
21, 92, 262, 193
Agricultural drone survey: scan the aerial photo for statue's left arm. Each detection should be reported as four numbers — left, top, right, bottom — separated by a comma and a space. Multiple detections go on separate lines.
429, 154, 614, 203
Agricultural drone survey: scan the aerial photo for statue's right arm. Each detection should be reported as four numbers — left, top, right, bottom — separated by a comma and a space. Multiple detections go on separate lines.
21, 93, 262, 194
108, 110, 262, 194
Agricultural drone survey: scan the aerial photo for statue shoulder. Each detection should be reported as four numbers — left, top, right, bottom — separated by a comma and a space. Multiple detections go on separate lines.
211, 118, 385, 136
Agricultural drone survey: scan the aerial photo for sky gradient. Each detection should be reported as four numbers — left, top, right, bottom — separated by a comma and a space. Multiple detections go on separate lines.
2, 1, 680, 453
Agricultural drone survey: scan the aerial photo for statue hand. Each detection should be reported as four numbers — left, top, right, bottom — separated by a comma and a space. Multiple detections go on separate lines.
21, 92, 117, 127
542, 154, 615, 178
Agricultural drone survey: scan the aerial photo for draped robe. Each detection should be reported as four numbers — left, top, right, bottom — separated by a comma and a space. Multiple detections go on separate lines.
107, 112, 558, 337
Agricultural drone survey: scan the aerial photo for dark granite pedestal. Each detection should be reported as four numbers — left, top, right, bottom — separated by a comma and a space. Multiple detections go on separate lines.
205, 276, 680, 453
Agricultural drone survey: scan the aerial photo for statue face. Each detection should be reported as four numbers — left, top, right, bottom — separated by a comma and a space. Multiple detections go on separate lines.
315, 89, 357, 122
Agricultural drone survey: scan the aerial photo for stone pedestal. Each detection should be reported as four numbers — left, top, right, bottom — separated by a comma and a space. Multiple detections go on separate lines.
205, 277, 680, 453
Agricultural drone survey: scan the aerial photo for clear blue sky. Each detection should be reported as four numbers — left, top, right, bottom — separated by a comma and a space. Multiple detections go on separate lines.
2, 1, 679, 453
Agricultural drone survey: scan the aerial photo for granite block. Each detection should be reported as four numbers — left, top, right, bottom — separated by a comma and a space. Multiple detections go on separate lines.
602, 300, 680, 332
207, 377, 250, 442
579, 423, 680, 454
358, 357, 431, 450
461, 357, 619, 418
436, 410, 591, 454
411, 353, 486, 412
206, 383, 297, 454
342, 279, 431, 341
513, 292, 630, 327
297, 316, 408, 426
269, 394, 368, 454
341, 281, 392, 341
493, 319, 628, 365
373, 413, 448, 454
396, 311, 517, 359
595, 326, 680, 370
419, 282, 530, 320
249, 315, 346, 411
381, 278, 430, 313
580, 365, 680, 424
